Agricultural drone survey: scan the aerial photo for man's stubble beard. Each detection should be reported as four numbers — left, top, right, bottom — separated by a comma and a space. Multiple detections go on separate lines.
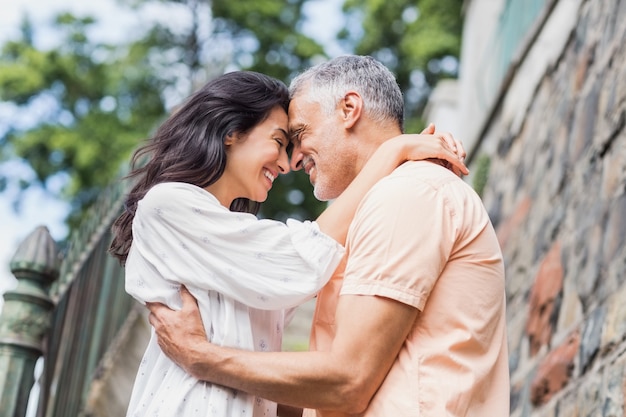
311, 139, 359, 202
311, 166, 355, 202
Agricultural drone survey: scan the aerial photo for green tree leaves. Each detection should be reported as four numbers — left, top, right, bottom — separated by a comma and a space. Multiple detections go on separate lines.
340, 0, 463, 132
0, 12, 167, 225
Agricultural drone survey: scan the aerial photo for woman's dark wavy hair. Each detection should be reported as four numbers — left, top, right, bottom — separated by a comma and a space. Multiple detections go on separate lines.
109, 71, 290, 264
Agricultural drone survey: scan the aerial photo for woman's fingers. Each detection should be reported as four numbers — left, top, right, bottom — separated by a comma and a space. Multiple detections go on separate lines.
421, 122, 436, 135
436, 132, 468, 176
443, 152, 469, 176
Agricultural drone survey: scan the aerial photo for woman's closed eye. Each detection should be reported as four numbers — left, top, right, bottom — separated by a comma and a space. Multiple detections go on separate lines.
274, 137, 287, 148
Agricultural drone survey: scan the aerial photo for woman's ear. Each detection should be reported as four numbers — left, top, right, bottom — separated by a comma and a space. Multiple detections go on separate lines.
340, 91, 363, 129
224, 132, 236, 146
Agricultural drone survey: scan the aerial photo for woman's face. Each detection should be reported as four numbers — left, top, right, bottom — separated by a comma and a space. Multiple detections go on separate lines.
215, 106, 290, 205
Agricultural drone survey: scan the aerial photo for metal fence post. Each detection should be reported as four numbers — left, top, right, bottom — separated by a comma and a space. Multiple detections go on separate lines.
0, 226, 60, 417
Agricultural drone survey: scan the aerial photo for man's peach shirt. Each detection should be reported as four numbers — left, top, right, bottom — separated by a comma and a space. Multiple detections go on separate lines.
304, 161, 510, 416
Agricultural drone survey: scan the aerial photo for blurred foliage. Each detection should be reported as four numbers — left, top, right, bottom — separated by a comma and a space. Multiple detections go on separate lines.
0, 14, 168, 227
472, 154, 491, 198
339, 0, 463, 133
211, 0, 326, 81
0, 0, 463, 230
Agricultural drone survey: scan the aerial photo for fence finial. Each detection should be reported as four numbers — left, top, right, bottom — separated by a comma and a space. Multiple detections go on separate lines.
0, 225, 60, 417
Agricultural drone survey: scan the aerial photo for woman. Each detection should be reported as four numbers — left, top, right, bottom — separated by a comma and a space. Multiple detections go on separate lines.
109, 71, 466, 417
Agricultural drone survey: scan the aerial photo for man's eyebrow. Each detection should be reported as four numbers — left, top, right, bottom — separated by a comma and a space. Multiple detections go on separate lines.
289, 125, 306, 142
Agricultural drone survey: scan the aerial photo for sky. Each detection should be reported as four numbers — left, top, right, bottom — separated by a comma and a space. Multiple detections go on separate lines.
0, 0, 345, 303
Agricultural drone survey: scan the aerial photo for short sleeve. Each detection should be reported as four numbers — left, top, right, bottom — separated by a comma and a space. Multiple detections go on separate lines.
125, 182, 344, 310
341, 174, 457, 310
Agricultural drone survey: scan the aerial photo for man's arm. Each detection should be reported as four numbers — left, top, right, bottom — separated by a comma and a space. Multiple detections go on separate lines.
148, 287, 418, 414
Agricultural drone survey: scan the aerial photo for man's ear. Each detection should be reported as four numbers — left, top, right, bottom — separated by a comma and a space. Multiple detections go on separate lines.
340, 91, 363, 129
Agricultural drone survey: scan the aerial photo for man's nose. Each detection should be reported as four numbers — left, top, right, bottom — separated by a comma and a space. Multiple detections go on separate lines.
290, 146, 303, 171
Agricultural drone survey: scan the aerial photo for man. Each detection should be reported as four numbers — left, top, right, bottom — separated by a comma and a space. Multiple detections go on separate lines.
148, 55, 509, 416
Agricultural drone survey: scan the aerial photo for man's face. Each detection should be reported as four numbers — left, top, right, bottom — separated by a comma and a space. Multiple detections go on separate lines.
288, 93, 356, 201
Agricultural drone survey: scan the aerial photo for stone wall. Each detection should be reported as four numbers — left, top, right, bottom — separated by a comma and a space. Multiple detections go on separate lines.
470, 0, 626, 414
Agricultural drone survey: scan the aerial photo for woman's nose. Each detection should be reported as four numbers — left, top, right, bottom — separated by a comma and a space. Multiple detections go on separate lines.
278, 149, 290, 174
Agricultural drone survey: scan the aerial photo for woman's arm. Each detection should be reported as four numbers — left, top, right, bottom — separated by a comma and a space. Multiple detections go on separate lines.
316, 125, 468, 244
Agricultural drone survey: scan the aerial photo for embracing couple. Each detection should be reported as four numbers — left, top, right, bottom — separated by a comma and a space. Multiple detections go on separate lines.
110, 54, 509, 417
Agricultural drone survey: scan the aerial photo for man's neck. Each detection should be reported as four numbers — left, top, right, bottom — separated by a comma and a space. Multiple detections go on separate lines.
354, 125, 403, 174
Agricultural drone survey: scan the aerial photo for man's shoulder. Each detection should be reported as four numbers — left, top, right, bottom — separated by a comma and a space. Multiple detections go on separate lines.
392, 160, 460, 179
370, 161, 461, 194
362, 161, 483, 215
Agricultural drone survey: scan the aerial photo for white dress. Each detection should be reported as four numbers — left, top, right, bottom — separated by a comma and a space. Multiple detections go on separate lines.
124, 182, 344, 417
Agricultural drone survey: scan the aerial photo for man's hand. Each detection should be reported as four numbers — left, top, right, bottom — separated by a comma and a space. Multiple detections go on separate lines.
146, 286, 207, 374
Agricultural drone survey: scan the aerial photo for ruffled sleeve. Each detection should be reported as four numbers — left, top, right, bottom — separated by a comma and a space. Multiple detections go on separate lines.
125, 182, 344, 310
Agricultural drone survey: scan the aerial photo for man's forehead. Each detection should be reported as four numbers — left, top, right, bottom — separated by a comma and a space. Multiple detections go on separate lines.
287, 97, 307, 130
288, 92, 317, 115
288, 94, 305, 114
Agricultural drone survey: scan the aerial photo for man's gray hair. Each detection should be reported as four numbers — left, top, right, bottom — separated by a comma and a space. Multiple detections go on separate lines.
289, 55, 404, 130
